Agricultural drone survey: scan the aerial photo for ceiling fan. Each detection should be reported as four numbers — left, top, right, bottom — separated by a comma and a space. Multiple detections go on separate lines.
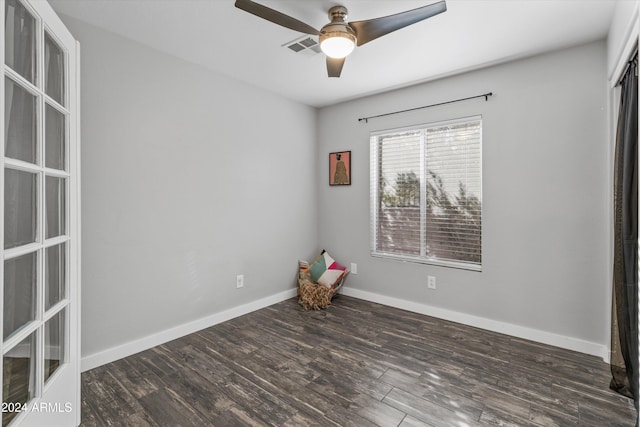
235, 0, 447, 78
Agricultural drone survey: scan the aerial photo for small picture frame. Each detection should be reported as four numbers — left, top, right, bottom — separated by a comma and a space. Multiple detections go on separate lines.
329, 151, 351, 186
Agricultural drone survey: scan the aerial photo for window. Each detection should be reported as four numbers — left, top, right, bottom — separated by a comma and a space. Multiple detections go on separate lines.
370, 116, 482, 270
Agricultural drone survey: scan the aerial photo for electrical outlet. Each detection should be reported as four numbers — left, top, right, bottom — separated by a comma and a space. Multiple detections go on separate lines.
236, 274, 244, 289
427, 276, 436, 290
350, 263, 358, 274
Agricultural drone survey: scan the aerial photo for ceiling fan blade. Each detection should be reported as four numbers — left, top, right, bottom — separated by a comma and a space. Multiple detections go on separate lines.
348, 0, 446, 46
327, 57, 346, 78
235, 0, 320, 35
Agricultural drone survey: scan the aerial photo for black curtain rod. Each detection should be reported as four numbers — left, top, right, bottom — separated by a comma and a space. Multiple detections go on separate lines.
615, 49, 638, 87
358, 92, 493, 123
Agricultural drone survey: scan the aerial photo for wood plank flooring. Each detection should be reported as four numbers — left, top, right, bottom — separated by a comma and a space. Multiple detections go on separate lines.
80, 296, 637, 426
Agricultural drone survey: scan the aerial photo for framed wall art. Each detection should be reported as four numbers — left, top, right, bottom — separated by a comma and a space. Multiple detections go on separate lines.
329, 151, 351, 186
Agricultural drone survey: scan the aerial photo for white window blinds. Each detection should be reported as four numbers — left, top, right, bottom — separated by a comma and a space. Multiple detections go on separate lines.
370, 116, 482, 270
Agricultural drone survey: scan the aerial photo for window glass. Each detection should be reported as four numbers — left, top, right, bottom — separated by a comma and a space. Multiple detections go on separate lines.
371, 117, 482, 270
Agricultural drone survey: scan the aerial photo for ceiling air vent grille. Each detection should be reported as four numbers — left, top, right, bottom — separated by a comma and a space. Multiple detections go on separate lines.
283, 36, 322, 56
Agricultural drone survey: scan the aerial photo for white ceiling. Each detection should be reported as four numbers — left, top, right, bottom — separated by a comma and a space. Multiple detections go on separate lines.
48, 0, 616, 107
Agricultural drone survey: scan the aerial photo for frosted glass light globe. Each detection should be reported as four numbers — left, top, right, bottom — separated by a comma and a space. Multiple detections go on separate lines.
320, 35, 355, 59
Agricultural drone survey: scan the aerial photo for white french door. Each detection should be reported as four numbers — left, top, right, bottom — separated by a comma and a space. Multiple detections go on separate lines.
1, 1, 80, 426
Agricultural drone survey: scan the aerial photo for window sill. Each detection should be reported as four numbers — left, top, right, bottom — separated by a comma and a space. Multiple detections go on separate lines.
371, 251, 482, 272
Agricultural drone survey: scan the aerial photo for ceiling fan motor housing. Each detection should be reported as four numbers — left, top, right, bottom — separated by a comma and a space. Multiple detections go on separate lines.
319, 6, 357, 50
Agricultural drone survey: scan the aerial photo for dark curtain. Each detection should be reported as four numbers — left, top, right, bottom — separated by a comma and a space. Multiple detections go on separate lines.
611, 53, 639, 417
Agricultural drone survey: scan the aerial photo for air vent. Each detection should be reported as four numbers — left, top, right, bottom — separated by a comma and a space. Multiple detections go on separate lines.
283, 35, 322, 56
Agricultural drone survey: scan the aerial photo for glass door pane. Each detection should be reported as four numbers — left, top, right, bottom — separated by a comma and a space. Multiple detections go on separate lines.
44, 243, 65, 310
44, 104, 65, 170
2, 332, 36, 427
4, 77, 37, 164
45, 176, 65, 239
44, 32, 64, 106
3, 253, 36, 340
44, 309, 65, 383
4, 169, 37, 249
4, 0, 36, 83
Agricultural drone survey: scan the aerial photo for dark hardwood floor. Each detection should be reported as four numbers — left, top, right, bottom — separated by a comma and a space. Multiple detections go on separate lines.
80, 296, 637, 426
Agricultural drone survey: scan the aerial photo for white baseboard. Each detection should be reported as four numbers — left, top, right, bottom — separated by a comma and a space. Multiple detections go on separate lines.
340, 286, 610, 362
81, 288, 298, 372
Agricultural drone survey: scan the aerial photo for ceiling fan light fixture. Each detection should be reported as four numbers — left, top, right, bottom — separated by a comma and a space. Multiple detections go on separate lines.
320, 32, 356, 59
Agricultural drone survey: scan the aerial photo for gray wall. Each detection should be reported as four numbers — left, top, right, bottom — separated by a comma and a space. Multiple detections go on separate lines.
62, 17, 318, 360
317, 41, 610, 347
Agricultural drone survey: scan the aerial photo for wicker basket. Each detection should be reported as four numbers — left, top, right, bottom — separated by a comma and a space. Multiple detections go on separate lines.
297, 260, 344, 310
